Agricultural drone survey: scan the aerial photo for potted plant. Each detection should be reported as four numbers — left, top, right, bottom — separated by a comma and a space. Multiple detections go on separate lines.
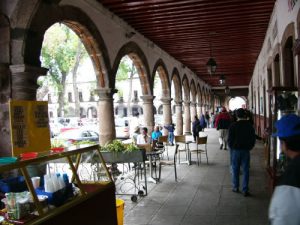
101, 140, 146, 163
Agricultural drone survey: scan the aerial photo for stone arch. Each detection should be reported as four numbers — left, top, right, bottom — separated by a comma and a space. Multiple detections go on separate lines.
281, 23, 296, 87
182, 74, 190, 101
190, 79, 197, 102
112, 41, 151, 95
152, 59, 171, 98
281, 22, 295, 49
170, 68, 182, 101
20, 5, 111, 88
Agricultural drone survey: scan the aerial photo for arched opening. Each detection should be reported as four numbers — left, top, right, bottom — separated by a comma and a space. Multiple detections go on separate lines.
171, 69, 182, 134
112, 42, 151, 96
283, 36, 295, 87
113, 42, 151, 136
87, 106, 97, 119
228, 97, 246, 111
153, 60, 171, 126
37, 23, 99, 141
274, 54, 281, 86
114, 55, 145, 137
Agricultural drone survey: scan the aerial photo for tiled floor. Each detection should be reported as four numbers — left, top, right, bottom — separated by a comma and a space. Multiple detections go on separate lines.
120, 129, 271, 225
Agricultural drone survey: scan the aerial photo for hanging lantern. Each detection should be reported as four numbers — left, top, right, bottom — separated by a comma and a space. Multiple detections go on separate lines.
206, 58, 217, 75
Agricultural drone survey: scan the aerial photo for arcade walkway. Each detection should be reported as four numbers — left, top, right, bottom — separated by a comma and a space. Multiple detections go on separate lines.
123, 129, 271, 225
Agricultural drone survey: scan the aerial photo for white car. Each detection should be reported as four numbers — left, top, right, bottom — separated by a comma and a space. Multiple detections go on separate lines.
56, 128, 99, 146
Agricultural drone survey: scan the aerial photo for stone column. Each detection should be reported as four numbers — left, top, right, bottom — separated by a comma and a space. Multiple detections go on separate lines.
161, 97, 172, 135
197, 103, 202, 118
96, 88, 116, 146
184, 100, 191, 134
0, 64, 12, 157
10, 64, 48, 100
2, 64, 47, 157
190, 101, 197, 121
141, 95, 155, 134
175, 101, 183, 135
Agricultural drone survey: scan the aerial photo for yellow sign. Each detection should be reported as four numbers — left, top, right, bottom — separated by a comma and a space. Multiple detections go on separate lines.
9, 100, 51, 156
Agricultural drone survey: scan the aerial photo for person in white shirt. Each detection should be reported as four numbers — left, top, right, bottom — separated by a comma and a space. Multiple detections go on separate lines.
136, 127, 151, 144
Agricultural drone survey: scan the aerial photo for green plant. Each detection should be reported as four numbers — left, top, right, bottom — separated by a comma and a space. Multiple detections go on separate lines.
74, 140, 97, 145
103, 140, 126, 152
51, 139, 65, 148
125, 143, 140, 152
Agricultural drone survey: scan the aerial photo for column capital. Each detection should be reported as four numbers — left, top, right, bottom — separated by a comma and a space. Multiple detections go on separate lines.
174, 100, 183, 105
95, 88, 117, 100
10, 64, 48, 76
190, 101, 197, 107
140, 95, 155, 103
183, 100, 191, 105
160, 97, 172, 104
10, 64, 48, 100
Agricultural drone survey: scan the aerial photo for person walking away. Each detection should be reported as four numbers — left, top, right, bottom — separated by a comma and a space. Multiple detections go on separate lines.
215, 107, 232, 150
151, 126, 162, 141
164, 124, 175, 145
205, 111, 210, 128
228, 108, 255, 196
210, 113, 215, 128
269, 114, 300, 225
136, 127, 151, 144
192, 116, 201, 142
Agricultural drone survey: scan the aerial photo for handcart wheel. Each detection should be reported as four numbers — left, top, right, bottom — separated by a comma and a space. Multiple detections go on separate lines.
131, 195, 138, 202
138, 190, 144, 196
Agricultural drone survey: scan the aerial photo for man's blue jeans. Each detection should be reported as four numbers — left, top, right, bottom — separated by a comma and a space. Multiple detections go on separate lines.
231, 149, 250, 192
168, 132, 174, 144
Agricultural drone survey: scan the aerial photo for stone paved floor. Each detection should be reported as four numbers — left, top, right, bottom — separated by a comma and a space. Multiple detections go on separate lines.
120, 128, 271, 225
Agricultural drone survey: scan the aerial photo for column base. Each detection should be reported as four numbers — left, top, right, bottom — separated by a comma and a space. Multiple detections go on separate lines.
184, 132, 192, 135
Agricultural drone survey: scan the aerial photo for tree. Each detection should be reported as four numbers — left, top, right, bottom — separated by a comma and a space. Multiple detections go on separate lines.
40, 23, 87, 117
116, 56, 137, 117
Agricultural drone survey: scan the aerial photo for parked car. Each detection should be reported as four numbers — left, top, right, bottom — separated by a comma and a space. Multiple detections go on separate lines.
115, 118, 130, 139
55, 128, 99, 146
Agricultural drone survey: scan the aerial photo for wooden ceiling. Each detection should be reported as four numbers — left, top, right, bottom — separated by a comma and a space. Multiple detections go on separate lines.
98, 0, 275, 88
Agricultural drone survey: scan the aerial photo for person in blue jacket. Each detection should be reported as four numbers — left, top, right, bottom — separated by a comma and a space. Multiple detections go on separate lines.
164, 124, 175, 145
151, 126, 162, 141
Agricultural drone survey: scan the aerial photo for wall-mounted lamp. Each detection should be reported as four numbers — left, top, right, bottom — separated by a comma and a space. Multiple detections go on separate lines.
219, 75, 226, 86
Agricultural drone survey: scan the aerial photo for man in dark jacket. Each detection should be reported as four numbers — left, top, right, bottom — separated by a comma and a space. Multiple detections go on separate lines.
228, 108, 256, 196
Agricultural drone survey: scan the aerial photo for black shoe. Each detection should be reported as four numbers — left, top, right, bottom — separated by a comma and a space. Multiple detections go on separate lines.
232, 188, 239, 193
220, 144, 223, 150
224, 147, 227, 150
243, 191, 251, 197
